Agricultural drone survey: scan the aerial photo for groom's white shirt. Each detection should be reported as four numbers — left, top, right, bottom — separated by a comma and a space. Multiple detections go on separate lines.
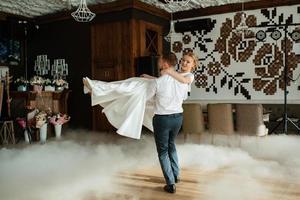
147, 74, 190, 115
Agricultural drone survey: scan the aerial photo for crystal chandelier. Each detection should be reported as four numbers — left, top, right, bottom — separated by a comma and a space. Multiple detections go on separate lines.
71, 0, 96, 22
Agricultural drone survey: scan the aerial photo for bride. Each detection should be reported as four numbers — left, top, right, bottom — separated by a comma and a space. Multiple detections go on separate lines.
83, 52, 197, 139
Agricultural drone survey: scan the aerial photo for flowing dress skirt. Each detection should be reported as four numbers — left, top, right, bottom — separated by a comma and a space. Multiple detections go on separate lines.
84, 77, 154, 139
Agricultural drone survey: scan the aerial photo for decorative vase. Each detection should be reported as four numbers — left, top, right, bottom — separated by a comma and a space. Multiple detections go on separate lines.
39, 123, 47, 144
24, 129, 30, 143
44, 85, 55, 91
56, 86, 64, 91
33, 85, 43, 93
17, 85, 27, 91
54, 124, 62, 139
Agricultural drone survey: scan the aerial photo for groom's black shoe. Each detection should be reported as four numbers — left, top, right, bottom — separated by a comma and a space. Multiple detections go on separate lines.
163, 184, 176, 193
175, 176, 181, 183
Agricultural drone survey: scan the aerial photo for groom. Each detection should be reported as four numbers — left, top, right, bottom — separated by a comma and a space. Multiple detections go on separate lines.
146, 53, 189, 193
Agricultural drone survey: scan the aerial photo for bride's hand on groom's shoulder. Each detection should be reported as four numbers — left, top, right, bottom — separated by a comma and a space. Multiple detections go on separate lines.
140, 74, 155, 79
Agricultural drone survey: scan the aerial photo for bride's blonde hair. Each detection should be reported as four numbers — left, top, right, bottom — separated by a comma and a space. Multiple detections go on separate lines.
183, 52, 198, 70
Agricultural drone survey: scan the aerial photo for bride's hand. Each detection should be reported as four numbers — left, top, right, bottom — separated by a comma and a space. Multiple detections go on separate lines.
140, 74, 155, 79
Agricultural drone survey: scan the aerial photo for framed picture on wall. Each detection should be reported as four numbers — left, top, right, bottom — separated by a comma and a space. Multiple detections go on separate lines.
7, 39, 21, 66
0, 38, 8, 65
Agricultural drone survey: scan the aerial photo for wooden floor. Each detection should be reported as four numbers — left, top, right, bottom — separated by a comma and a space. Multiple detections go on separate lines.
88, 166, 300, 200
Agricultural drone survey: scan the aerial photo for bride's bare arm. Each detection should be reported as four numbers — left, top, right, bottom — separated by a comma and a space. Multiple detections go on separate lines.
161, 68, 193, 84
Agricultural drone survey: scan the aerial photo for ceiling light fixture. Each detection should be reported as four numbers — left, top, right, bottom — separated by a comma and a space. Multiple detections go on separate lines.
235, 2, 252, 35
163, 0, 191, 42
71, 0, 95, 22
164, 13, 181, 42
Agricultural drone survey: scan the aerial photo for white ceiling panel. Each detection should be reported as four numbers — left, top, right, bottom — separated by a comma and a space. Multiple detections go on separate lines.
0, 0, 258, 18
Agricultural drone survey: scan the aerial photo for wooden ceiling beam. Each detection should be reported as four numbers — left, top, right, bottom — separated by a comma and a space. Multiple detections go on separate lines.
173, 0, 300, 20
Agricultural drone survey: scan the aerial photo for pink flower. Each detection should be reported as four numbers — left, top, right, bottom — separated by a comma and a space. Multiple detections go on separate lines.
49, 113, 70, 125
16, 118, 26, 129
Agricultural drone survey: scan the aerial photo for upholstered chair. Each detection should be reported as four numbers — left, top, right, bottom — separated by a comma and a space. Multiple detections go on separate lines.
207, 103, 234, 134
235, 104, 268, 136
182, 103, 204, 140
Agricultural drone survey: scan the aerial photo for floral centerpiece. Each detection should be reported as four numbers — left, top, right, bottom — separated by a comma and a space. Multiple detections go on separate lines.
35, 111, 48, 129
16, 118, 31, 143
49, 113, 70, 138
35, 111, 48, 143
14, 77, 29, 91
49, 113, 70, 125
30, 75, 44, 86
30, 76, 45, 93
44, 78, 55, 91
53, 78, 68, 91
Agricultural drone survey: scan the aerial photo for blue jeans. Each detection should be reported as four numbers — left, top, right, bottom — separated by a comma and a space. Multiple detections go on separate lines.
153, 113, 183, 185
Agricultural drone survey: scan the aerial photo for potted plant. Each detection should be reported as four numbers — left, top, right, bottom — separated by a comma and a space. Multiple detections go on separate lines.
44, 78, 55, 91
49, 113, 70, 139
30, 76, 44, 93
14, 77, 29, 91
53, 78, 68, 91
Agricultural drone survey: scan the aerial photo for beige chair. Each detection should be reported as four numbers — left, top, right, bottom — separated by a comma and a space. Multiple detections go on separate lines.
182, 103, 204, 139
207, 103, 234, 134
235, 104, 268, 136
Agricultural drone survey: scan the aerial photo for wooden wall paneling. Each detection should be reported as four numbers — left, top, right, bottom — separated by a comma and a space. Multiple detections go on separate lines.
130, 19, 140, 77
122, 20, 134, 78
92, 21, 114, 132
91, 20, 134, 132
139, 20, 163, 56
90, 18, 164, 132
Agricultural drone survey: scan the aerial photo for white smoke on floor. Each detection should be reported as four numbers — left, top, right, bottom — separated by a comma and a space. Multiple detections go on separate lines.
0, 130, 299, 200
0, 131, 157, 200
179, 133, 300, 200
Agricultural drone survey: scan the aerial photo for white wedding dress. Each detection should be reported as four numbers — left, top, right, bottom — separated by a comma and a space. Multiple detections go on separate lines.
84, 77, 155, 139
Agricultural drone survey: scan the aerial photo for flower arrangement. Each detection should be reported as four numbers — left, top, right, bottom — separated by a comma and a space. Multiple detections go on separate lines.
53, 79, 68, 88
49, 113, 70, 125
14, 77, 29, 86
30, 75, 44, 86
16, 117, 32, 143
44, 78, 54, 86
35, 111, 48, 128
16, 118, 27, 129
43, 78, 56, 91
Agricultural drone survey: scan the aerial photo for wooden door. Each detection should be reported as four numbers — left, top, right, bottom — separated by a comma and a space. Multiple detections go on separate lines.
91, 21, 132, 132
90, 20, 163, 132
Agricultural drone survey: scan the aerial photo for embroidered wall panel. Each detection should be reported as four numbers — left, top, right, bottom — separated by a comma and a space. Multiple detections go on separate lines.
172, 5, 300, 102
